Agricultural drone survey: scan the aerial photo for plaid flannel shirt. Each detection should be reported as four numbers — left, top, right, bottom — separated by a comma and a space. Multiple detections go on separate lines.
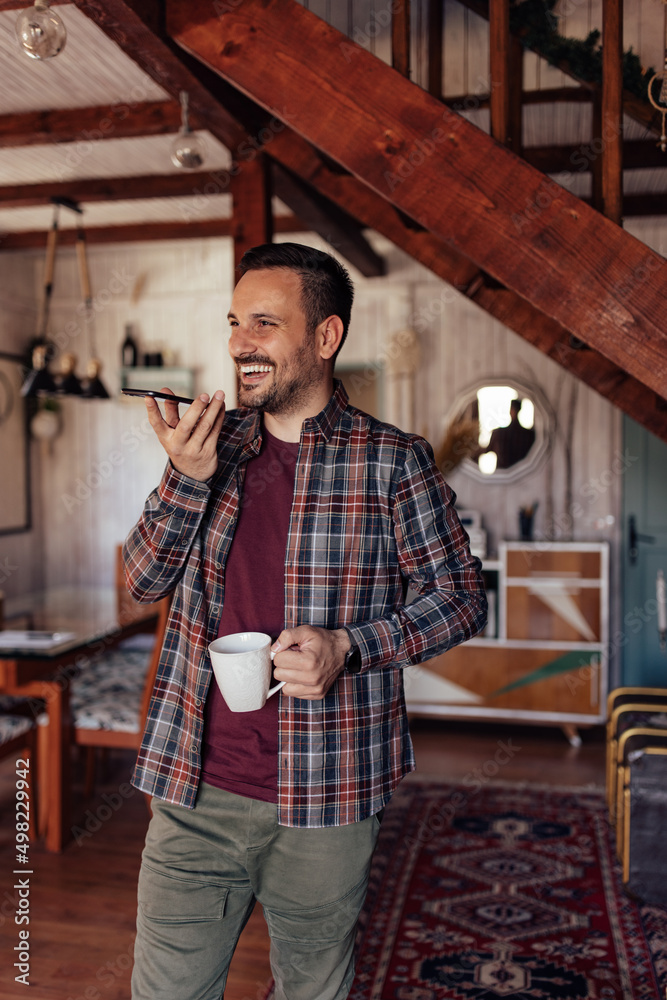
124, 381, 487, 827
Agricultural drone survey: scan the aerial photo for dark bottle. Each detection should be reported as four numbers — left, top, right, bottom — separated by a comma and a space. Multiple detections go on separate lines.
121, 325, 138, 367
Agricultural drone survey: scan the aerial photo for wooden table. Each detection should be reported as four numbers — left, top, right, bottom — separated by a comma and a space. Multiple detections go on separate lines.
0, 587, 158, 852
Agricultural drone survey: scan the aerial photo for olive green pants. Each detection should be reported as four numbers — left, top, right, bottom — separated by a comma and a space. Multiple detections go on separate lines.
131, 782, 382, 1000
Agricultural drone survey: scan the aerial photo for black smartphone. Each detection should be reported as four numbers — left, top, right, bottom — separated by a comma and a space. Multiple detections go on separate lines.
121, 388, 195, 404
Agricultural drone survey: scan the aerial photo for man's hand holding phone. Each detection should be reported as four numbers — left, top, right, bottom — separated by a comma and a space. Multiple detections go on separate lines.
144, 387, 226, 482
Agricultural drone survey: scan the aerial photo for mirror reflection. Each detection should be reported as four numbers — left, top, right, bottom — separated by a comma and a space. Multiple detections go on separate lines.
476, 387, 536, 474
443, 378, 553, 483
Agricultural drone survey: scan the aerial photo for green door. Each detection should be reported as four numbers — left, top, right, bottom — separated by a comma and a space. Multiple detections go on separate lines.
622, 416, 667, 686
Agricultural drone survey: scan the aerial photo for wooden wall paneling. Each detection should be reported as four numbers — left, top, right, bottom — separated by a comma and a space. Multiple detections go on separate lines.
625, 216, 667, 255
636, 0, 663, 75
467, 8, 489, 96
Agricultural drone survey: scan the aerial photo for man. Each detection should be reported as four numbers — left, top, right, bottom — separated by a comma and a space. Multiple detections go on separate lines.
485, 398, 535, 469
124, 242, 486, 1000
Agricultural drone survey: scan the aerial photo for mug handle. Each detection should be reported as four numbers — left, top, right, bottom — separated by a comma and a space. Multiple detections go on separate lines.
268, 649, 286, 699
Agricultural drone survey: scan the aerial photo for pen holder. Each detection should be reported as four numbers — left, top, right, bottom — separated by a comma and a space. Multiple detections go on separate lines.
519, 508, 534, 542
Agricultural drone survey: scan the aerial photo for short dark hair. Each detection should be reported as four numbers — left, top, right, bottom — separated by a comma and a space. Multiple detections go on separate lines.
237, 242, 354, 360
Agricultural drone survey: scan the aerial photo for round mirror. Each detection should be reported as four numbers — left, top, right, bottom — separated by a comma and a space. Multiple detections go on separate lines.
442, 377, 554, 484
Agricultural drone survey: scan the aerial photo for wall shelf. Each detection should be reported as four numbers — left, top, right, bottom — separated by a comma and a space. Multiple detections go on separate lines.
120, 366, 195, 399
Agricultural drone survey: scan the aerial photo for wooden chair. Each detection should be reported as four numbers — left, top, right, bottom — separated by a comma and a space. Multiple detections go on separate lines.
606, 699, 667, 821
0, 699, 39, 839
71, 592, 171, 795
612, 726, 667, 861
606, 686, 667, 720
620, 744, 667, 897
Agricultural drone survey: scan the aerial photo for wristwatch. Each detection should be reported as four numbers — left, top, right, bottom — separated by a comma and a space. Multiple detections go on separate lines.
344, 642, 362, 674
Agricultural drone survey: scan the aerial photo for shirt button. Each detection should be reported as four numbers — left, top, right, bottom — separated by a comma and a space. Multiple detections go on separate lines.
212, 605, 219, 615
190, 743, 199, 753
194, 699, 202, 708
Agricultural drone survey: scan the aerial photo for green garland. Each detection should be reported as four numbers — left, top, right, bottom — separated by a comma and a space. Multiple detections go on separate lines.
508, 0, 656, 103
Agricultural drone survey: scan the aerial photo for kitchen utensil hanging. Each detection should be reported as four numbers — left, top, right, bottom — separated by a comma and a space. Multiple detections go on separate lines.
21, 198, 109, 399
75, 221, 109, 398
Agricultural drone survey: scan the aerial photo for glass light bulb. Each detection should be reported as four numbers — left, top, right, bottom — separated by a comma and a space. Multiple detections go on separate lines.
16, 3, 67, 61
170, 130, 205, 170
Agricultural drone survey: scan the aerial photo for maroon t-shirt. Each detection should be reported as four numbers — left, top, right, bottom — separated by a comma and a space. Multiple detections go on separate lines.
200, 426, 299, 802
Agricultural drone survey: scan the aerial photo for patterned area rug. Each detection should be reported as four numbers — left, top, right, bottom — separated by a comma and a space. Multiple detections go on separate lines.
264, 778, 667, 999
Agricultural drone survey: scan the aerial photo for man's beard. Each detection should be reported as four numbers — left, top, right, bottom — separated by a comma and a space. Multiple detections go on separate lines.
236, 339, 322, 416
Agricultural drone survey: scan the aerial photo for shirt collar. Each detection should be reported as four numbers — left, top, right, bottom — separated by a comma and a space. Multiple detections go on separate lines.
302, 379, 349, 441
239, 379, 349, 455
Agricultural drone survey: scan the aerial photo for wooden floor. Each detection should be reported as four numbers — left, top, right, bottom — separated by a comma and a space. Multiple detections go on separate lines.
0, 718, 606, 999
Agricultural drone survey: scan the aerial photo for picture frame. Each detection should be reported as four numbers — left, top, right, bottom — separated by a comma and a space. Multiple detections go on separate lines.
0, 351, 31, 535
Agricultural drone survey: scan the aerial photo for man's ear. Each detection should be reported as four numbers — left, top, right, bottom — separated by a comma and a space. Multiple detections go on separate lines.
317, 315, 345, 361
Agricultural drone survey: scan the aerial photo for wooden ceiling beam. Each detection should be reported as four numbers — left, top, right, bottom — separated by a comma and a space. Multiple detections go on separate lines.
272, 164, 386, 278
258, 130, 667, 438
58, 0, 667, 438
0, 172, 232, 208
0, 214, 304, 250
167, 0, 667, 401
68, 0, 249, 153
0, 101, 189, 149
0, 1, 67, 8
67, 0, 384, 278
231, 154, 273, 273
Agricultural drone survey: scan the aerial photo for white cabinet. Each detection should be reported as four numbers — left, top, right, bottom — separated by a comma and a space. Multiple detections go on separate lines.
405, 542, 609, 741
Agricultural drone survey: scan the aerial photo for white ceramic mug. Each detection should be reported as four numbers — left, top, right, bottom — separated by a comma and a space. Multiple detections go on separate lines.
208, 631, 285, 712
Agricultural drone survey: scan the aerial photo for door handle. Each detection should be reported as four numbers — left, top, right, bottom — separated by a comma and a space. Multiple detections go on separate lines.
628, 514, 656, 565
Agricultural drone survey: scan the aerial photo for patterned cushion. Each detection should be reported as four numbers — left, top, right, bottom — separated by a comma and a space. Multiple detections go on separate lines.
0, 714, 34, 746
73, 648, 151, 732
37, 647, 152, 734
